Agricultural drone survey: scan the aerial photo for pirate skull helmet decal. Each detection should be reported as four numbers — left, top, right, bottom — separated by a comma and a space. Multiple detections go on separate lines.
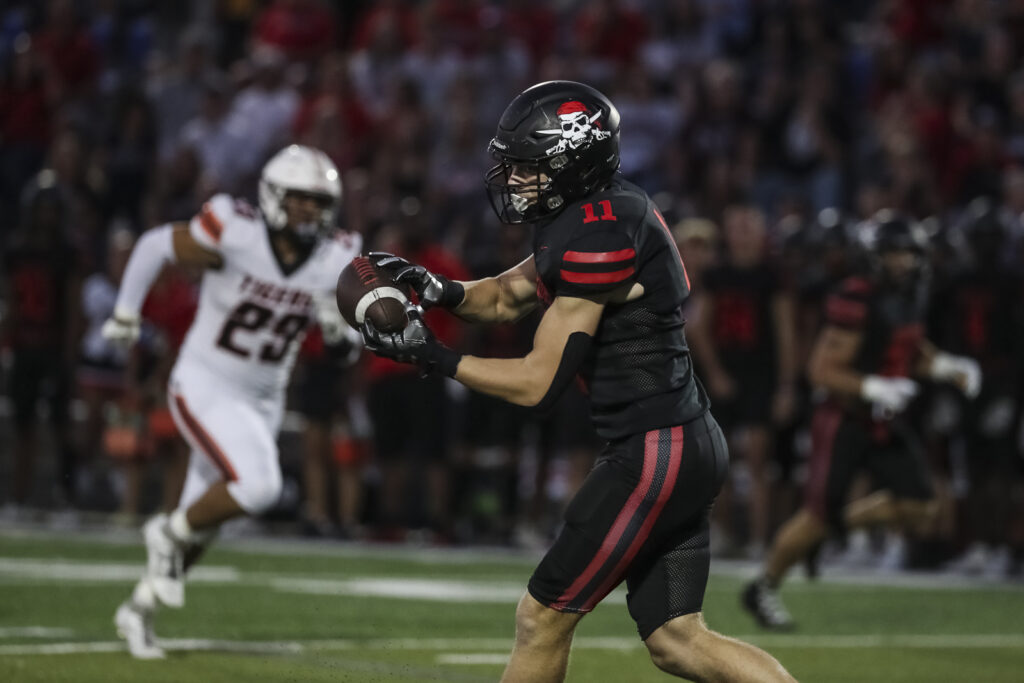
537, 101, 612, 155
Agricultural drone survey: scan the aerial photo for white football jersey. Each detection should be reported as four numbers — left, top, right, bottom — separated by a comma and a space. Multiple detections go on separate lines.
175, 193, 360, 400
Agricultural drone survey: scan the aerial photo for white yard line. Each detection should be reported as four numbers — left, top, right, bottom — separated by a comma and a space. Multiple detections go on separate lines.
437, 653, 511, 665
3, 634, 1024, 657
0, 558, 238, 583
0, 627, 74, 638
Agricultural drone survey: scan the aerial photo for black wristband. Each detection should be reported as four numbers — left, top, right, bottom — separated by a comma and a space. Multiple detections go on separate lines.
420, 343, 462, 378
438, 276, 466, 309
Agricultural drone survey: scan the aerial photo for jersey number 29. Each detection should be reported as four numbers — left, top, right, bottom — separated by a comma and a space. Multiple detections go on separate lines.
216, 301, 308, 362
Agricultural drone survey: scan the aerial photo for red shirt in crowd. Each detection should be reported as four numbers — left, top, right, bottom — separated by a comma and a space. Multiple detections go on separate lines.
253, 0, 337, 62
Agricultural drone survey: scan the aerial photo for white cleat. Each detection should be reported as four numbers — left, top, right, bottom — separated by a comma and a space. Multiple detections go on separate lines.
115, 602, 165, 659
143, 514, 185, 608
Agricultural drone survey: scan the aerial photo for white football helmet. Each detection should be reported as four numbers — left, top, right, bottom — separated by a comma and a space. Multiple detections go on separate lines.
258, 145, 342, 241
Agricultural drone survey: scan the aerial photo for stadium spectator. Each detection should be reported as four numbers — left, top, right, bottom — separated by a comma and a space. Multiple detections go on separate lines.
2, 173, 82, 507
147, 27, 221, 163
251, 0, 337, 64
688, 204, 798, 557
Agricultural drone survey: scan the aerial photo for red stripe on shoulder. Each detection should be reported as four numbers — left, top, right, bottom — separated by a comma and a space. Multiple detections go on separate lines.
826, 296, 867, 326
841, 277, 872, 294
199, 203, 223, 243
563, 248, 636, 264
560, 266, 635, 285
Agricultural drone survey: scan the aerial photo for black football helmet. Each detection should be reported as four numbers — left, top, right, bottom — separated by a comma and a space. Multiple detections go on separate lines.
861, 210, 931, 292
485, 80, 621, 224
871, 212, 929, 254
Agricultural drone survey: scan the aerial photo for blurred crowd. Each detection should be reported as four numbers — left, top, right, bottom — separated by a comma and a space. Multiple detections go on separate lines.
1, 0, 1023, 575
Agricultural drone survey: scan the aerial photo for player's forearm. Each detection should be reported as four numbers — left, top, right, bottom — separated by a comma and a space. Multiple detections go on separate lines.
808, 362, 865, 398
114, 224, 176, 315
914, 339, 937, 377
453, 354, 550, 407
773, 294, 799, 386
455, 276, 531, 324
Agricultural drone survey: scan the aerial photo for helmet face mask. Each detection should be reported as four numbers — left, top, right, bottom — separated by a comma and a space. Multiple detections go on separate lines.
485, 81, 620, 225
861, 211, 930, 290
259, 145, 342, 245
485, 159, 559, 224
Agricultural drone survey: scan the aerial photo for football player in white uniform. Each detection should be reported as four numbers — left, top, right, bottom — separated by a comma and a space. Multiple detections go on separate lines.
104, 145, 361, 658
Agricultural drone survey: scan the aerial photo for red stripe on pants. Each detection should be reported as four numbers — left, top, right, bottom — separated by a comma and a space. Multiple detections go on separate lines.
173, 393, 239, 482
552, 430, 662, 609
804, 403, 843, 519
581, 426, 684, 611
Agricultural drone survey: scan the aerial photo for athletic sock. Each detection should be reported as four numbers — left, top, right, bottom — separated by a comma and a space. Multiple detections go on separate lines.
168, 509, 194, 544
131, 578, 158, 612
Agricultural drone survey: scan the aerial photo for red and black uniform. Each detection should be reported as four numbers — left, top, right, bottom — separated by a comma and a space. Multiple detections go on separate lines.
805, 276, 935, 531
932, 268, 1022, 464
4, 242, 79, 430
702, 263, 782, 429
527, 177, 726, 639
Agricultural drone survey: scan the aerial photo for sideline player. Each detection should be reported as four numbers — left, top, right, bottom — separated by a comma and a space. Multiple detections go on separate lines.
104, 145, 361, 658
742, 213, 982, 630
362, 81, 795, 683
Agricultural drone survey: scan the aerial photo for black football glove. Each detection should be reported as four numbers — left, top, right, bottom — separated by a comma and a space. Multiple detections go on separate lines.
361, 308, 462, 378
368, 252, 465, 310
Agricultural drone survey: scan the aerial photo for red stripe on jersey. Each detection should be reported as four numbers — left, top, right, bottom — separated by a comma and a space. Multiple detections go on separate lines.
560, 266, 635, 284
826, 296, 867, 326
563, 248, 636, 264
199, 204, 223, 243
842, 277, 872, 295
653, 207, 691, 290
172, 393, 238, 481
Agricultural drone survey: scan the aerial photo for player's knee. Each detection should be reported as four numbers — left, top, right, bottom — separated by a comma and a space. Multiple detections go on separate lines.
897, 497, 939, 533
231, 470, 282, 515
514, 593, 576, 645
645, 613, 708, 676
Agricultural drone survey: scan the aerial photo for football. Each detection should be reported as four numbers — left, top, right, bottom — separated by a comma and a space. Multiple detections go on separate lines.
336, 256, 410, 333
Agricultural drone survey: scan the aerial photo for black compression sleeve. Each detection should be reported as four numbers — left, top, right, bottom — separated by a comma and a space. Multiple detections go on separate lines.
534, 331, 593, 414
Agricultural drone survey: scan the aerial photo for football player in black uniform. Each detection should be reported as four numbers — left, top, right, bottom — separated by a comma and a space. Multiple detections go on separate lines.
361, 81, 794, 682
742, 213, 982, 630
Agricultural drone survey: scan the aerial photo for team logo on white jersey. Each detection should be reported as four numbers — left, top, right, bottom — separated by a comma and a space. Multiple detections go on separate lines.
537, 101, 611, 156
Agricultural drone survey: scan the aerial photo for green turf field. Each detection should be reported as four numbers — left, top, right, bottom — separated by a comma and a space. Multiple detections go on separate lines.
1, 529, 1022, 682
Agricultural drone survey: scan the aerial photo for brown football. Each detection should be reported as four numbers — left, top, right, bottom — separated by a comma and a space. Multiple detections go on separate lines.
336, 256, 410, 333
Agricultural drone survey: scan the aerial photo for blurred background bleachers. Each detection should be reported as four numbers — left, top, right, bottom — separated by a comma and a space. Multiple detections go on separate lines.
1, 0, 1022, 578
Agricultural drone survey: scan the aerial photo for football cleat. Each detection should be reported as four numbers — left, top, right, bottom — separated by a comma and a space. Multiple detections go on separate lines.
114, 601, 164, 659
143, 514, 185, 608
742, 579, 795, 631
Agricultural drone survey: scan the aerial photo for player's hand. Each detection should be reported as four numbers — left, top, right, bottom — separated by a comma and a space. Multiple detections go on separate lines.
860, 375, 919, 416
325, 321, 363, 367
929, 352, 982, 399
368, 252, 464, 310
706, 369, 736, 400
314, 293, 353, 344
101, 307, 141, 350
771, 385, 796, 424
361, 308, 461, 377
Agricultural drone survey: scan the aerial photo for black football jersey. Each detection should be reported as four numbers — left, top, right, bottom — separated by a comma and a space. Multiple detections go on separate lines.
532, 176, 709, 439
702, 263, 781, 378
825, 275, 928, 383
932, 268, 1021, 382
